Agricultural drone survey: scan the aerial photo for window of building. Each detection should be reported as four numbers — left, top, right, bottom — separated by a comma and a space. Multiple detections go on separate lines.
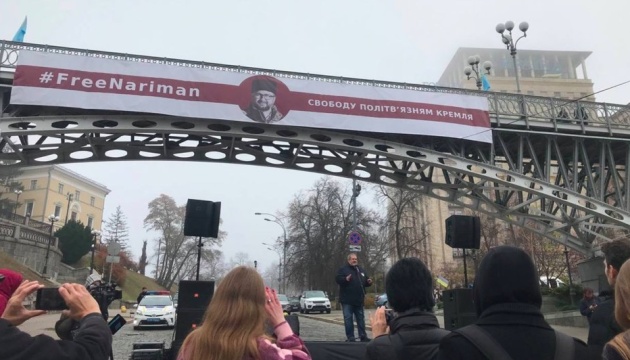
527, 91, 534, 95
87, 216, 94, 229
75, 190, 80, 201
30, 180, 37, 190
58, 183, 64, 194
71, 211, 77, 221
90, 197, 95, 206
554, 92, 562, 98
25, 202, 34, 217
54, 205, 61, 217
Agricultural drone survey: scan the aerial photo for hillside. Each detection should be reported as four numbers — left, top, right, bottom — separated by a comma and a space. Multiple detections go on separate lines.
0, 250, 171, 301
0, 251, 57, 287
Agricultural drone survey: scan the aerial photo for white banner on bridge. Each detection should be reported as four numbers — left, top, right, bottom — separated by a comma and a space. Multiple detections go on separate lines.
10, 51, 492, 143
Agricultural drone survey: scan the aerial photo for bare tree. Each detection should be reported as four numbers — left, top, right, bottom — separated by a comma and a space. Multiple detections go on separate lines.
138, 240, 148, 275
144, 194, 224, 289
103, 205, 130, 251
375, 185, 431, 261
284, 177, 386, 298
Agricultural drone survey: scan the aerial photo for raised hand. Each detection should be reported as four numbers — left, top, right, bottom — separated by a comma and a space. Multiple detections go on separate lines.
58, 283, 101, 321
1, 280, 47, 326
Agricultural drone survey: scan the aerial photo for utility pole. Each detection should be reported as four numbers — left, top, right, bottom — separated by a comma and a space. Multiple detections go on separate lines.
352, 179, 361, 231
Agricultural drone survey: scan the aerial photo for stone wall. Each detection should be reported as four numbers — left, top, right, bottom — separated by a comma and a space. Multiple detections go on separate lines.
0, 224, 63, 280
57, 262, 90, 284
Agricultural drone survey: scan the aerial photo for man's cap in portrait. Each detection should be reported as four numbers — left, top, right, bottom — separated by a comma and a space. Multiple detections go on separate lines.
251, 78, 277, 94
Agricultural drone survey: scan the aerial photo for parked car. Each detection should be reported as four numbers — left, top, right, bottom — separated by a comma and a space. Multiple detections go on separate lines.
375, 293, 388, 307
299, 290, 331, 314
289, 296, 301, 312
278, 294, 292, 314
133, 295, 176, 330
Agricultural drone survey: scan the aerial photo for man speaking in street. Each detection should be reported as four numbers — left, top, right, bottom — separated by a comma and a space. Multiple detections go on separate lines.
336, 253, 372, 342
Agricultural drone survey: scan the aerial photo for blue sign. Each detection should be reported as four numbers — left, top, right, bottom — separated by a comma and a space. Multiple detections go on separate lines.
348, 231, 362, 245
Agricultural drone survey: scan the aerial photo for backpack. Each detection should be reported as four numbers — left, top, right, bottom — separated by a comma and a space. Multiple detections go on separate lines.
455, 324, 575, 360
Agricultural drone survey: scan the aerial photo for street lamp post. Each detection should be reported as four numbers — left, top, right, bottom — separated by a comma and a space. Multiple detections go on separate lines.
42, 214, 60, 276
89, 229, 101, 275
13, 189, 22, 220
264, 244, 282, 290
65, 192, 73, 224
464, 55, 492, 91
495, 20, 529, 93
255, 212, 288, 293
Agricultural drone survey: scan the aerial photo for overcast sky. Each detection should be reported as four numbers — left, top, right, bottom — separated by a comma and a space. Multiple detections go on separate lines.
2, 0, 629, 276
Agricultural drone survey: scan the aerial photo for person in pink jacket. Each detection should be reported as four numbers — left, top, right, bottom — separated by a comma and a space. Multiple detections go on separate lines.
0, 269, 23, 315
177, 266, 310, 360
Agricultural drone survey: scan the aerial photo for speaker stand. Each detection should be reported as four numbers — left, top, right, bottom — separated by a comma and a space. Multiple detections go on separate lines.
196, 236, 203, 281
462, 248, 468, 287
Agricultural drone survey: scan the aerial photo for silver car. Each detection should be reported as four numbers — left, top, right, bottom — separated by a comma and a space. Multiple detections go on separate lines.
278, 294, 292, 314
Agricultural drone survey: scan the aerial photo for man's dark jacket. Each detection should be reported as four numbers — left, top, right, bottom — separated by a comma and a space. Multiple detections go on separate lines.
335, 263, 371, 306
438, 246, 588, 360
0, 313, 112, 360
587, 290, 622, 359
365, 310, 449, 360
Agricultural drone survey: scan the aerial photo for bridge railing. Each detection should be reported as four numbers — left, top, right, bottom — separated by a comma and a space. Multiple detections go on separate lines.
2, 40, 630, 134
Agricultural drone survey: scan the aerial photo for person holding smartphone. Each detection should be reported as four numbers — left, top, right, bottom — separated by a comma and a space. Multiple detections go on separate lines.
366, 257, 449, 360
0, 281, 112, 360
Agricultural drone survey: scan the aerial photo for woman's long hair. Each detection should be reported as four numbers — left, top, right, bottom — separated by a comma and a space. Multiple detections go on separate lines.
610, 259, 630, 358
179, 266, 269, 360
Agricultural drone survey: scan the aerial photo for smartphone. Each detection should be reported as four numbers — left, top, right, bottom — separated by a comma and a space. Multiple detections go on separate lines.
385, 309, 395, 325
35, 288, 68, 311
108, 314, 127, 335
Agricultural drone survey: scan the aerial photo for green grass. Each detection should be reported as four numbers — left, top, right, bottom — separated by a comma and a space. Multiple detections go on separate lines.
119, 270, 172, 303
0, 251, 57, 287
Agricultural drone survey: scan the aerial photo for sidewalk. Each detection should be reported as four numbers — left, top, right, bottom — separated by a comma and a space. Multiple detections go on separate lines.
299, 310, 588, 342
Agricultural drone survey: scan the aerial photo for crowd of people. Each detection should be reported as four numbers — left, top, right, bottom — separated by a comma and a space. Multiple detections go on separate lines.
3, 239, 630, 359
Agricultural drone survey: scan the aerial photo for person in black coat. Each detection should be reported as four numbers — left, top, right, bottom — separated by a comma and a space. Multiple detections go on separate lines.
0, 280, 112, 360
365, 257, 449, 360
335, 253, 372, 342
438, 246, 588, 360
588, 239, 630, 359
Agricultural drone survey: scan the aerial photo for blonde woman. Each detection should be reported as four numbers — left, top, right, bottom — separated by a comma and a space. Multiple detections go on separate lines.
177, 266, 310, 360
604, 259, 630, 359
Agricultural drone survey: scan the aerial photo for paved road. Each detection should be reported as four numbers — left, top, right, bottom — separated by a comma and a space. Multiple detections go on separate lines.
17, 310, 589, 359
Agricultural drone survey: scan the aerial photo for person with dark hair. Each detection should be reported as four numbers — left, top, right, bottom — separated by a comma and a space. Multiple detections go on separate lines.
243, 78, 284, 124
438, 246, 587, 360
580, 288, 600, 324
365, 257, 449, 360
335, 253, 372, 342
137, 286, 148, 304
589, 239, 630, 358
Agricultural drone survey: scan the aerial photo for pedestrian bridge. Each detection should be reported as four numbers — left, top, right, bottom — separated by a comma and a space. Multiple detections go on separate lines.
1, 40, 630, 256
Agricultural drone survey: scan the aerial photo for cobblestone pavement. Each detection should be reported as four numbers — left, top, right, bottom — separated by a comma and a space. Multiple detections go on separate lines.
19, 309, 588, 359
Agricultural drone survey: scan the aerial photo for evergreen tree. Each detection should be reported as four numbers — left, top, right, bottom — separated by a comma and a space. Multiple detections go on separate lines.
103, 205, 130, 250
56, 220, 92, 264
138, 240, 148, 275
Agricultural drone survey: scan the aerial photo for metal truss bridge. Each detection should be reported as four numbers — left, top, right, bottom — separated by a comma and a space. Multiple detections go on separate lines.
2, 40, 630, 256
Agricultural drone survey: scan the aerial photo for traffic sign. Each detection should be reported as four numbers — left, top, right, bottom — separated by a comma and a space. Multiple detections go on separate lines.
348, 231, 362, 245
107, 242, 121, 256
349, 245, 361, 252
106, 255, 120, 263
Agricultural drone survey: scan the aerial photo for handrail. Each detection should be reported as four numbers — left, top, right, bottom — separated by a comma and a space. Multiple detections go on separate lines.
2, 39, 629, 131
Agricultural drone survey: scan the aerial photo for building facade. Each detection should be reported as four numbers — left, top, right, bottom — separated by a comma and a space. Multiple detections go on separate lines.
391, 48, 596, 281
6, 165, 110, 230
437, 47, 595, 100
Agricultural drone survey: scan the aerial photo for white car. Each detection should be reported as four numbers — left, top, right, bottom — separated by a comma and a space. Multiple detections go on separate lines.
299, 290, 331, 314
133, 295, 176, 329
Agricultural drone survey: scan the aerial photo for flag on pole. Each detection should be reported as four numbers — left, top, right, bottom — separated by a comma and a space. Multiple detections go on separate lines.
436, 275, 449, 288
481, 74, 491, 91
12, 17, 28, 42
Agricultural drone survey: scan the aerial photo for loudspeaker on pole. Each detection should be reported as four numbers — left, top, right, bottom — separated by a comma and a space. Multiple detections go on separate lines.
184, 199, 221, 238
445, 215, 481, 249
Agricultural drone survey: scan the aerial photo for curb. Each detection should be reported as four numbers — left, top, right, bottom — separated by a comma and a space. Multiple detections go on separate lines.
298, 313, 373, 331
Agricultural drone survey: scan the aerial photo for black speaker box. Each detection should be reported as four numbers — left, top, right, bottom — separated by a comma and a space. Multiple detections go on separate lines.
174, 309, 205, 344
183, 199, 221, 238
445, 215, 481, 249
442, 288, 477, 330
177, 280, 215, 310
